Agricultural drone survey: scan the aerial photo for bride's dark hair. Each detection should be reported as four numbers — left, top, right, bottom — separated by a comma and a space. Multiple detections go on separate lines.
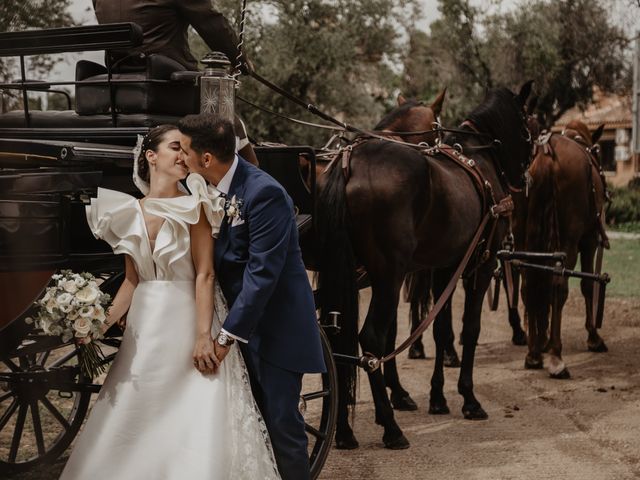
136, 124, 178, 182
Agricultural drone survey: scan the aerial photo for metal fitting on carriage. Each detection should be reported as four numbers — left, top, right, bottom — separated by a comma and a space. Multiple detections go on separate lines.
321, 311, 341, 335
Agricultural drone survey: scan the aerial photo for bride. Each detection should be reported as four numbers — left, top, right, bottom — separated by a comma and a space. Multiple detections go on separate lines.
60, 125, 281, 479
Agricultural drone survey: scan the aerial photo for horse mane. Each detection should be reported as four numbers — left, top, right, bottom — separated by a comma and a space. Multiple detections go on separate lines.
374, 99, 421, 130
464, 87, 527, 162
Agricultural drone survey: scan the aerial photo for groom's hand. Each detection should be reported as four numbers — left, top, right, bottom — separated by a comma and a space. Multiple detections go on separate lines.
193, 334, 220, 374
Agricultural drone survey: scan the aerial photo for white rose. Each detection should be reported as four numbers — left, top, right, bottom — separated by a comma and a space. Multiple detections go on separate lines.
56, 292, 73, 306
45, 298, 57, 314
74, 276, 87, 288
76, 286, 99, 304
78, 305, 95, 318
74, 317, 92, 336
63, 280, 78, 293
93, 305, 107, 323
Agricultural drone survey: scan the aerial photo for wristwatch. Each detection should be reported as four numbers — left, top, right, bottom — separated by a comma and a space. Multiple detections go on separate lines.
217, 332, 235, 347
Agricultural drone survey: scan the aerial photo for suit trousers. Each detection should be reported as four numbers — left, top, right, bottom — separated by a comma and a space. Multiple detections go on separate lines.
240, 344, 310, 480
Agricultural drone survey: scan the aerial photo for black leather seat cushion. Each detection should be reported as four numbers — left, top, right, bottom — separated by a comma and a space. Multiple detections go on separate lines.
0, 110, 183, 128
75, 55, 198, 116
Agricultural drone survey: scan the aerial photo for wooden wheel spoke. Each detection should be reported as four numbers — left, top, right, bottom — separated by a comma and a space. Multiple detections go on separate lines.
30, 401, 46, 455
9, 402, 28, 462
50, 348, 80, 369
2, 359, 21, 372
302, 390, 330, 402
0, 398, 18, 431
0, 391, 14, 404
38, 349, 52, 367
305, 422, 326, 440
41, 396, 70, 430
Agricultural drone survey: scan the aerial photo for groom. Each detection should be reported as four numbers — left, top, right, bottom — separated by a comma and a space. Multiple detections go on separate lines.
178, 114, 326, 480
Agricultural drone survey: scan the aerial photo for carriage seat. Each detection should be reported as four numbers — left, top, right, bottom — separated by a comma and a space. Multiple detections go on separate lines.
0, 110, 184, 129
75, 54, 199, 116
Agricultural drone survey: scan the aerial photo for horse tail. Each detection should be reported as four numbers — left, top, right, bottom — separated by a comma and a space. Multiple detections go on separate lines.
404, 270, 432, 329
315, 159, 359, 407
525, 148, 558, 309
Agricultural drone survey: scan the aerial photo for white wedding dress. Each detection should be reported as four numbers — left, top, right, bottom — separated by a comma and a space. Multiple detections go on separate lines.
60, 174, 281, 480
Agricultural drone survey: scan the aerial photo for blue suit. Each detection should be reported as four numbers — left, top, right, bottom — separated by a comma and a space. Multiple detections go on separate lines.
215, 157, 325, 480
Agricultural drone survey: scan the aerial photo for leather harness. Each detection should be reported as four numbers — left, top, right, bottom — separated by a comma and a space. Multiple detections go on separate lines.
326, 136, 515, 369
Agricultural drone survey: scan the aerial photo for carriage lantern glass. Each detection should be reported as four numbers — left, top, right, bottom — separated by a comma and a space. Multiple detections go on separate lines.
199, 52, 235, 122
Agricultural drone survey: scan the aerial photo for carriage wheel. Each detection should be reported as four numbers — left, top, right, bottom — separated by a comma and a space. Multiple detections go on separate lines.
0, 340, 92, 474
304, 327, 338, 480
0, 270, 123, 474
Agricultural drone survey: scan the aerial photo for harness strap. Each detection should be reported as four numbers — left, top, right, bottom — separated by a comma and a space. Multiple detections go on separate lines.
377, 200, 513, 366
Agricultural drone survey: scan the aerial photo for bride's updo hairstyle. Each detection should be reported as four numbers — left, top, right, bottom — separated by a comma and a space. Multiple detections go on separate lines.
136, 124, 178, 183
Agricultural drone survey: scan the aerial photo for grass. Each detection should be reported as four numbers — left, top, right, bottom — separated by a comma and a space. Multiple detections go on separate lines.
602, 238, 640, 298
570, 237, 640, 298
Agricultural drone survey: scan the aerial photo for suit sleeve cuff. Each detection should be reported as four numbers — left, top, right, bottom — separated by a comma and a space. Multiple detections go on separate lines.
221, 328, 248, 344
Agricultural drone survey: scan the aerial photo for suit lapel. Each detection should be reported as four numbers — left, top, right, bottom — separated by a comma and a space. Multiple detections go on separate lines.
217, 157, 249, 266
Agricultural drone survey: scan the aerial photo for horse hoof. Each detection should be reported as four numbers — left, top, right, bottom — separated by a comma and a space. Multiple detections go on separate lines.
444, 349, 461, 368
383, 433, 410, 450
511, 330, 527, 346
408, 344, 426, 359
524, 357, 543, 370
335, 433, 359, 450
428, 401, 450, 415
391, 393, 418, 411
462, 404, 488, 420
588, 340, 608, 353
550, 368, 571, 380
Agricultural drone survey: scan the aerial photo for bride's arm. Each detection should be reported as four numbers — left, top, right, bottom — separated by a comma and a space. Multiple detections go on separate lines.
191, 205, 219, 374
103, 255, 138, 331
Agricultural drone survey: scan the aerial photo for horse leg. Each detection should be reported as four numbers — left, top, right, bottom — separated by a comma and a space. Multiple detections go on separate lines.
385, 318, 418, 411
442, 303, 461, 368
408, 301, 426, 359
428, 269, 455, 415
360, 276, 409, 449
506, 268, 527, 346
458, 271, 490, 420
580, 237, 608, 353
334, 364, 359, 449
523, 271, 548, 370
547, 276, 571, 379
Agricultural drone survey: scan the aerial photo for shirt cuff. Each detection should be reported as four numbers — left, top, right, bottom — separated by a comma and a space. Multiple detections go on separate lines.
221, 328, 248, 344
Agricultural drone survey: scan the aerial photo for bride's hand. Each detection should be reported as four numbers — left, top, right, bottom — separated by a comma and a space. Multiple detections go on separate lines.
193, 334, 220, 375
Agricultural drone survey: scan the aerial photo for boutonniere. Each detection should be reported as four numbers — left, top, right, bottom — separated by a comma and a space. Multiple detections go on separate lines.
224, 195, 244, 223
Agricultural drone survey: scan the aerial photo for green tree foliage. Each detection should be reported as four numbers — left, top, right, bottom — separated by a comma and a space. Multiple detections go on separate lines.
402, 0, 630, 127
190, 0, 417, 145
0, 0, 75, 108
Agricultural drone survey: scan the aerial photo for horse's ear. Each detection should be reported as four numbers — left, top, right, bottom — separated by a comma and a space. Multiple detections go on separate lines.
592, 124, 605, 144
516, 80, 534, 108
397, 93, 407, 106
526, 95, 538, 115
430, 88, 447, 116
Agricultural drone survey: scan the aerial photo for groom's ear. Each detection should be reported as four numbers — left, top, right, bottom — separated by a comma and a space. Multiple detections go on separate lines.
202, 152, 213, 168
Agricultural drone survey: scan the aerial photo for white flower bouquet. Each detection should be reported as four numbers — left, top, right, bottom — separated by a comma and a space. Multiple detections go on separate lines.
26, 270, 112, 379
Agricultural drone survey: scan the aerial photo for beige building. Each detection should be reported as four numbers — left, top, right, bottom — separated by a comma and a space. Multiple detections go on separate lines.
552, 91, 639, 187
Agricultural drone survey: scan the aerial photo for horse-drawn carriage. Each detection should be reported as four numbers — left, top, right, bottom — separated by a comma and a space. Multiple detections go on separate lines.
0, 23, 337, 478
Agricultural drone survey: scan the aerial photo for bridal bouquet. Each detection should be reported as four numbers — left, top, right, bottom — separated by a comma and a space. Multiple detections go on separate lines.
26, 270, 112, 379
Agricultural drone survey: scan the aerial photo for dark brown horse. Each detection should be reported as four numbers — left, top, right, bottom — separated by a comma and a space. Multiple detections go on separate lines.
521, 119, 609, 378
316, 83, 533, 449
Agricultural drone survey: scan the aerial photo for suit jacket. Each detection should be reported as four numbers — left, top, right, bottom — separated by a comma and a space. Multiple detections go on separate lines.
93, 0, 240, 70
215, 158, 325, 374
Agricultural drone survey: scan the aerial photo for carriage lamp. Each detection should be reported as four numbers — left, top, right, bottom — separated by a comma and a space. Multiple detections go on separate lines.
199, 52, 235, 122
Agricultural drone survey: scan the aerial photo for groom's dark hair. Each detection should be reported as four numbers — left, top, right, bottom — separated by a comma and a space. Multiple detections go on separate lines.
178, 114, 236, 164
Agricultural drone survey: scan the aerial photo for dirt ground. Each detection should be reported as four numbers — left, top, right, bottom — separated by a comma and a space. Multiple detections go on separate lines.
318, 287, 640, 480
4, 286, 640, 480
